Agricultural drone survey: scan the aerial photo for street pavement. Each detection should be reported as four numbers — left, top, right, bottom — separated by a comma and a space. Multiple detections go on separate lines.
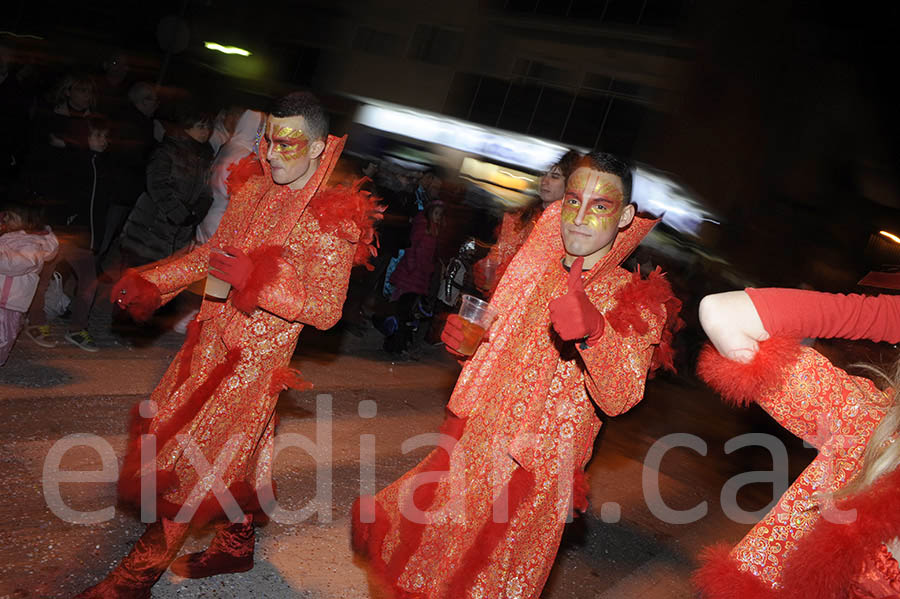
0, 294, 825, 598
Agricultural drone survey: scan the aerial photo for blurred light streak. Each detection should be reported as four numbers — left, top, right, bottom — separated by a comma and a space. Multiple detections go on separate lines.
354, 101, 569, 171
879, 230, 900, 244
632, 164, 717, 236
0, 31, 44, 40
204, 42, 251, 56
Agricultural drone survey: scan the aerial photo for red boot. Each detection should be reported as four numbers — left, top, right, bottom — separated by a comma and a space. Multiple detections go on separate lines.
169, 515, 254, 579
75, 518, 189, 598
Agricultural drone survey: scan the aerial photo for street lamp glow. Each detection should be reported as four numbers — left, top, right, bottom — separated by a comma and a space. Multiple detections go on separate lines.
879, 230, 900, 244
204, 42, 251, 56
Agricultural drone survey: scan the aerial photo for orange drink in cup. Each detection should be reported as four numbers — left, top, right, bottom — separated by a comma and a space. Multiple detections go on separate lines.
453, 294, 499, 356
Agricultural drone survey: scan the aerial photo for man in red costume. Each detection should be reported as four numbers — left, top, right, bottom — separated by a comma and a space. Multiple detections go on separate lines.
77, 92, 381, 597
352, 152, 682, 599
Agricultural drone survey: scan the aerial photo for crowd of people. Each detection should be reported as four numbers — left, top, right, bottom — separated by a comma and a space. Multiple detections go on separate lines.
3, 43, 900, 599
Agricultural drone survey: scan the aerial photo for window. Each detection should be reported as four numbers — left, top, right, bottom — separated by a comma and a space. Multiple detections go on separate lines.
496, 82, 542, 132
529, 86, 573, 140
562, 93, 611, 148
409, 25, 464, 66
352, 26, 405, 58
469, 77, 510, 126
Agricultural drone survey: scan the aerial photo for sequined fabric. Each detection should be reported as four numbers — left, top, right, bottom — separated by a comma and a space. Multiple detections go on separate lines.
122, 135, 355, 521
363, 203, 670, 599
727, 348, 891, 588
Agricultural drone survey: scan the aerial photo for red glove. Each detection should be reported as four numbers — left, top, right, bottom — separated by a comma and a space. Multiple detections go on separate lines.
209, 246, 253, 291
110, 270, 161, 322
549, 257, 605, 346
440, 313, 470, 358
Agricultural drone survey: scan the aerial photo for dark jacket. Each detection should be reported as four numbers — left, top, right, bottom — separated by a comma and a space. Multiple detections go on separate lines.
119, 131, 212, 262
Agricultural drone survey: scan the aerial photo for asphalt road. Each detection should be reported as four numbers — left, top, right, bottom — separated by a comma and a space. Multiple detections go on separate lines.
0, 296, 823, 598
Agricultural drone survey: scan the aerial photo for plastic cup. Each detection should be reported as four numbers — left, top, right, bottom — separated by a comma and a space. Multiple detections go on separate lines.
205, 249, 232, 300
454, 294, 499, 355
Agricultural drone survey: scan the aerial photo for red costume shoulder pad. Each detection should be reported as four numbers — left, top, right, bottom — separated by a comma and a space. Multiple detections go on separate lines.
308, 177, 385, 270
605, 267, 684, 374
225, 153, 264, 196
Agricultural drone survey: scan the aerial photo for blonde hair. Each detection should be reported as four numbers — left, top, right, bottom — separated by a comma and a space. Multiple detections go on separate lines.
831, 359, 900, 501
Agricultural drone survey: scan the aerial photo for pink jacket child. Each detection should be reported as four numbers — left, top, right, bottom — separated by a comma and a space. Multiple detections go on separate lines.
0, 223, 59, 365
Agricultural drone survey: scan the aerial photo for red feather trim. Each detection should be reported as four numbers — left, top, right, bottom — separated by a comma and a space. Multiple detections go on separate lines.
269, 366, 314, 395
308, 177, 385, 270
696, 336, 803, 407
605, 267, 684, 375
175, 319, 203, 389
350, 412, 466, 598
112, 270, 162, 323
693, 543, 777, 599
224, 154, 263, 197
231, 245, 285, 314
572, 468, 590, 514
776, 466, 900, 598
443, 465, 536, 598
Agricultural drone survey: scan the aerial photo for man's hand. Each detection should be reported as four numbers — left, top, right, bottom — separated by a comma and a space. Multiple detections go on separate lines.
110, 270, 161, 322
698, 291, 769, 363
440, 314, 470, 358
549, 257, 605, 346
209, 246, 253, 291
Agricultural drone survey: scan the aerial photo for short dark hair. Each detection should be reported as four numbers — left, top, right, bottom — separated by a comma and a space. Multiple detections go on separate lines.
86, 115, 110, 133
577, 151, 633, 203
554, 149, 581, 179
174, 101, 212, 129
270, 91, 329, 140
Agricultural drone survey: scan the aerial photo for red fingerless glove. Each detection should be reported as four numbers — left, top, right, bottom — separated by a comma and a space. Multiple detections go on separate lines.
441, 314, 469, 358
209, 245, 253, 292
549, 257, 605, 346
110, 270, 162, 322
746, 287, 900, 344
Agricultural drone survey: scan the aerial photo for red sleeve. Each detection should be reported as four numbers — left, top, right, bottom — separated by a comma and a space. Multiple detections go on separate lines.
746, 287, 900, 343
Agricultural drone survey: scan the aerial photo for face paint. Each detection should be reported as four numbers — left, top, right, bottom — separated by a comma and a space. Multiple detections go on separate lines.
267, 123, 309, 162
561, 169, 624, 231
559, 166, 631, 269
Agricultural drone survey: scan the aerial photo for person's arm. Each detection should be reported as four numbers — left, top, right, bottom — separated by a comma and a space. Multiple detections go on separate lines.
698, 290, 769, 363
550, 259, 666, 416
220, 220, 357, 329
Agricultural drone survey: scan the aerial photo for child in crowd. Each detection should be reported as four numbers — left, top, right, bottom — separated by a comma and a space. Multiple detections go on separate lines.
0, 205, 58, 365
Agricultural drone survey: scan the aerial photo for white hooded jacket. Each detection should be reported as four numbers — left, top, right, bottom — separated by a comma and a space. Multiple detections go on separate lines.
0, 229, 59, 312
195, 109, 264, 244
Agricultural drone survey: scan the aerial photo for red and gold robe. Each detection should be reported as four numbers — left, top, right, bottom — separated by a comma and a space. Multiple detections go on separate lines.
353, 201, 682, 599
117, 135, 380, 524
696, 337, 900, 598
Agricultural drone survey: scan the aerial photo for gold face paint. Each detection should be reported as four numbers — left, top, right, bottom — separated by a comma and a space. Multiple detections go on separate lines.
561, 169, 624, 231
266, 123, 309, 162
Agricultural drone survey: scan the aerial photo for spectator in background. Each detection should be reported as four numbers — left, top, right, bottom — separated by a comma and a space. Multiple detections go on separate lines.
473, 149, 580, 297
0, 204, 58, 365
118, 104, 213, 266
378, 199, 444, 354
24, 116, 114, 352
95, 52, 130, 117
99, 82, 158, 264
0, 46, 31, 193
196, 109, 263, 244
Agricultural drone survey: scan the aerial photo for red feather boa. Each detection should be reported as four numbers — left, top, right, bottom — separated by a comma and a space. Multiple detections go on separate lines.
308, 177, 385, 270
230, 245, 285, 314
693, 544, 777, 599
605, 266, 684, 375
696, 336, 803, 407
224, 154, 263, 197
